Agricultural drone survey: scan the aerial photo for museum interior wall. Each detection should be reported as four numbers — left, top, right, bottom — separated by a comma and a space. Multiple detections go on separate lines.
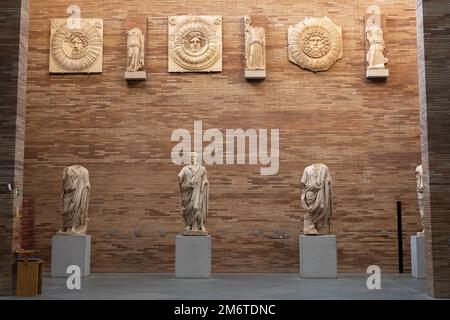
416, 0, 450, 298
22, 0, 422, 273
0, 0, 29, 295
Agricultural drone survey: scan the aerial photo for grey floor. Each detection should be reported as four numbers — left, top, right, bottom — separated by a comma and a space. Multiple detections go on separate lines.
1, 273, 435, 300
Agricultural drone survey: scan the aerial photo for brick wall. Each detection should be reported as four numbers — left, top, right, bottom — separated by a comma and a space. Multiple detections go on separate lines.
0, 0, 29, 295
416, 0, 450, 298
25, 0, 422, 273
21, 197, 35, 250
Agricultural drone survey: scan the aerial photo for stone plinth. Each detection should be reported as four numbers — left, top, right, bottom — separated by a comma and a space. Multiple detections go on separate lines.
299, 235, 337, 279
245, 69, 266, 80
176, 235, 211, 278
411, 235, 426, 279
125, 71, 147, 80
366, 68, 389, 79
51, 234, 91, 278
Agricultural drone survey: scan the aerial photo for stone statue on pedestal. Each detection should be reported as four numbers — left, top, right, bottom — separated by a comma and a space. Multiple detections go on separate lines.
244, 16, 266, 79
178, 152, 209, 235
300, 164, 333, 235
58, 165, 91, 235
124, 26, 147, 80
365, 22, 389, 78
126, 27, 145, 72
416, 164, 425, 236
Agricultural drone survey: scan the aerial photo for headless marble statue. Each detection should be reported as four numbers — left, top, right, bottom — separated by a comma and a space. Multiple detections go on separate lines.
366, 25, 388, 70
300, 164, 333, 235
245, 16, 265, 70
416, 165, 425, 237
58, 165, 90, 235
178, 152, 209, 235
126, 27, 145, 72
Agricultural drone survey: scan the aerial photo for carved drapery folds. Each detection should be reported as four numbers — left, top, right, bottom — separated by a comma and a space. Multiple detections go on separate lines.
244, 16, 266, 79
125, 24, 147, 81
300, 164, 333, 235
178, 153, 209, 235
59, 165, 91, 236
415, 165, 425, 236
365, 15, 389, 79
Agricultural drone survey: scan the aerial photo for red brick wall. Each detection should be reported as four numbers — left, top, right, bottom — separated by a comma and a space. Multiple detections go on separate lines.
416, 0, 450, 298
0, 0, 29, 295
21, 198, 35, 250
24, 0, 422, 273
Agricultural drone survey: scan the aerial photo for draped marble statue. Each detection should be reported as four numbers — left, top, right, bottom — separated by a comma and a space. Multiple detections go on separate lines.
178, 152, 209, 235
416, 165, 425, 236
124, 26, 146, 80
300, 164, 333, 235
244, 16, 266, 79
126, 27, 145, 72
58, 165, 91, 235
366, 23, 389, 78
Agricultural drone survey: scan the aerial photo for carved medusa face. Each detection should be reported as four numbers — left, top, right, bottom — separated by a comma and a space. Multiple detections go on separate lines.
301, 29, 331, 59
288, 17, 343, 72
50, 19, 103, 73
184, 32, 207, 54
168, 16, 222, 72
66, 32, 89, 59
189, 36, 202, 51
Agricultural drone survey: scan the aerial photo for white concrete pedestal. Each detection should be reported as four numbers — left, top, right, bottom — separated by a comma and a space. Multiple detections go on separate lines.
51, 234, 91, 278
299, 235, 337, 279
176, 235, 211, 278
411, 235, 426, 279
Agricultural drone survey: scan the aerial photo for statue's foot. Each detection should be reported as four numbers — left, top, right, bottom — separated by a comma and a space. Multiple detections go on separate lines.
183, 229, 208, 236
304, 228, 319, 236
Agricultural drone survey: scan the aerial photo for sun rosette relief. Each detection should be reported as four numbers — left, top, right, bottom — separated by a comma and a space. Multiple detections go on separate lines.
49, 18, 103, 73
168, 16, 222, 72
288, 16, 343, 72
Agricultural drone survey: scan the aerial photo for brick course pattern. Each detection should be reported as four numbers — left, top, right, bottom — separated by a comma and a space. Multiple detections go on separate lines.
416, 0, 450, 298
21, 197, 35, 250
24, 0, 422, 273
0, 0, 28, 295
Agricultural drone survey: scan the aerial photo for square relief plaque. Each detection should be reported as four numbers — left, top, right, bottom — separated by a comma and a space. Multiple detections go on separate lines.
168, 16, 222, 73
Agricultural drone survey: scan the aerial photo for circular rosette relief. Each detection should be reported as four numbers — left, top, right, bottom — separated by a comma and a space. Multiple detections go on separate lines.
288, 17, 343, 72
50, 20, 103, 72
169, 17, 222, 71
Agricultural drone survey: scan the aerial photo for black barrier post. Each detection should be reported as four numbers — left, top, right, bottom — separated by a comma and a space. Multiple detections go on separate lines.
397, 200, 404, 274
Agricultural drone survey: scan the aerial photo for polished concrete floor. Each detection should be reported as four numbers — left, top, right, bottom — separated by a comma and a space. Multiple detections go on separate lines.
2, 273, 434, 300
